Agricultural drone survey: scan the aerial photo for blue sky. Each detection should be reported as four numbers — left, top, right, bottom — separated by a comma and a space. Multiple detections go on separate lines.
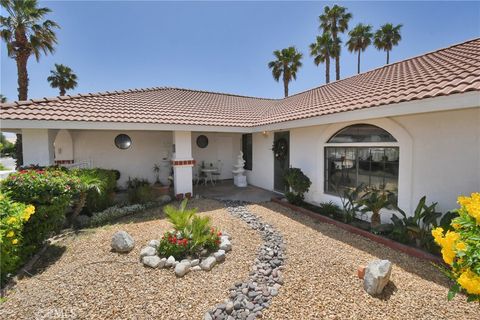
1, 1, 479, 101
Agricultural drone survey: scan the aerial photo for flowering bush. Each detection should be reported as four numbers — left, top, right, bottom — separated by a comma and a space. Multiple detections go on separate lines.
0, 191, 35, 284
158, 200, 221, 259
432, 193, 480, 302
1, 169, 79, 257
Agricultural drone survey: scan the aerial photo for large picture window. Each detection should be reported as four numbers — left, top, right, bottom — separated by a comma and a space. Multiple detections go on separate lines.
242, 134, 252, 170
324, 124, 399, 195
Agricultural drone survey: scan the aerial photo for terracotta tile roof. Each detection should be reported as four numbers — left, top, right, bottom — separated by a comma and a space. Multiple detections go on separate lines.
1, 38, 479, 127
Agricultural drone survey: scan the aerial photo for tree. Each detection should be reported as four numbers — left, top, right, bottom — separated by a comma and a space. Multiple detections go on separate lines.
310, 32, 335, 84
47, 64, 78, 96
374, 23, 402, 64
0, 94, 6, 103
319, 5, 352, 81
346, 23, 373, 74
267, 46, 303, 97
0, 0, 59, 101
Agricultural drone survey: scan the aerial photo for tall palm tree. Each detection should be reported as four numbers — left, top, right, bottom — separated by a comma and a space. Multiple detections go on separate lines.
374, 23, 402, 64
346, 23, 373, 74
268, 46, 303, 97
47, 64, 78, 96
0, 0, 59, 101
0, 94, 6, 103
309, 32, 340, 84
319, 5, 352, 81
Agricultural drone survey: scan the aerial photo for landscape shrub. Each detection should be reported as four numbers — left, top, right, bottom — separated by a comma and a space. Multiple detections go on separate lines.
318, 201, 343, 220
0, 192, 35, 284
158, 200, 220, 259
284, 167, 312, 205
89, 203, 150, 227
127, 177, 154, 204
356, 186, 396, 228
1, 169, 78, 258
76, 168, 117, 214
432, 193, 480, 302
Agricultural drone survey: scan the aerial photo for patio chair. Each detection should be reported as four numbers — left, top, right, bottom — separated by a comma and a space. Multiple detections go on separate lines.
193, 165, 204, 185
212, 160, 223, 183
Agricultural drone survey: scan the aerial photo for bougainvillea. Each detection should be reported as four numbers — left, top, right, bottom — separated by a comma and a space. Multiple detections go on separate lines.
432, 193, 480, 302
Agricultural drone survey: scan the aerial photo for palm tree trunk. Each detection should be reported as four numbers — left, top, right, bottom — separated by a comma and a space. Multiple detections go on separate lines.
357, 51, 361, 74
386, 50, 390, 65
371, 211, 381, 228
335, 56, 340, 81
325, 56, 330, 84
60, 87, 66, 96
16, 54, 29, 101
283, 78, 289, 97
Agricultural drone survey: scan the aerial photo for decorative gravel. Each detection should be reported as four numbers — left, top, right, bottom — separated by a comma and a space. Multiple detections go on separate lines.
248, 202, 480, 320
0, 199, 262, 319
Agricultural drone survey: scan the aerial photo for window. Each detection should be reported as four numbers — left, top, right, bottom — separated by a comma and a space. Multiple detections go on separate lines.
114, 134, 132, 150
242, 134, 252, 170
324, 124, 399, 195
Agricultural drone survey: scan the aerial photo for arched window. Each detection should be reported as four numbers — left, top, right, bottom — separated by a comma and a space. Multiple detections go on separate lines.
325, 124, 399, 195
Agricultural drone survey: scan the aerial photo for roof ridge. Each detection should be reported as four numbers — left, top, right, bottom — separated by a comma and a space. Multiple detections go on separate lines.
163, 87, 278, 101
284, 37, 480, 100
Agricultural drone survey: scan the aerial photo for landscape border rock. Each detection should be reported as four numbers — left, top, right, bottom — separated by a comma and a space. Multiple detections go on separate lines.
205, 201, 286, 320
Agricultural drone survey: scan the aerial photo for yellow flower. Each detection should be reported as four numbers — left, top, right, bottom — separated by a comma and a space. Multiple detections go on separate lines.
432, 227, 444, 244
452, 223, 461, 230
22, 205, 35, 221
432, 228, 461, 265
457, 269, 480, 295
6, 216, 17, 224
6, 231, 14, 238
458, 193, 480, 225
455, 241, 467, 252
11, 239, 18, 245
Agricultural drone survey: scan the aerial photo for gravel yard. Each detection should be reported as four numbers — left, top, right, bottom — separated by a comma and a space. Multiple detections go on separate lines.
0, 199, 262, 319
248, 202, 480, 320
1, 199, 479, 319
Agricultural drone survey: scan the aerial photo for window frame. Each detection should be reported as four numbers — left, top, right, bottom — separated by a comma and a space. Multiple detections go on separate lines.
242, 133, 253, 171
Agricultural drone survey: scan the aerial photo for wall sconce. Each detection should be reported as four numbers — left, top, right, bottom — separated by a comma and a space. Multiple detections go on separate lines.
262, 131, 269, 137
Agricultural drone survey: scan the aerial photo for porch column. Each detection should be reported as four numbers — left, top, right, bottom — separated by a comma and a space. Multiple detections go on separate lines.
171, 131, 194, 197
21, 129, 57, 167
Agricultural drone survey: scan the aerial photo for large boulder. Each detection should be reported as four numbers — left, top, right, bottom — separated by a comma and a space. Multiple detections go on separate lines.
111, 231, 135, 253
363, 259, 392, 296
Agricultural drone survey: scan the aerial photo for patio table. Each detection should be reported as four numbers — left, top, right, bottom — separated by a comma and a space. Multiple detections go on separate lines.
201, 168, 218, 185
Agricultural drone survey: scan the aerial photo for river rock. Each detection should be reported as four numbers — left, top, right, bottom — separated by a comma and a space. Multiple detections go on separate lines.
363, 259, 392, 295
111, 231, 135, 253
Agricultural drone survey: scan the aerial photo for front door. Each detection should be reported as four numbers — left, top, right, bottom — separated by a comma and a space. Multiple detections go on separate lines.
273, 131, 290, 193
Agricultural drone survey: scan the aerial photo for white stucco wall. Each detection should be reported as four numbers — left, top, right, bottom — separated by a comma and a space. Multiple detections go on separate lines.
22, 129, 57, 166
54, 129, 74, 161
71, 130, 172, 187
273, 107, 480, 219
245, 132, 274, 191
192, 132, 242, 180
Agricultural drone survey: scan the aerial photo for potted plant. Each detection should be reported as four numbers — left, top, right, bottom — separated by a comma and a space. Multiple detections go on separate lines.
151, 163, 170, 196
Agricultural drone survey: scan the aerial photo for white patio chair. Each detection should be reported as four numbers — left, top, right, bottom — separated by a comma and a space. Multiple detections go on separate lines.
193, 165, 203, 185
212, 160, 223, 183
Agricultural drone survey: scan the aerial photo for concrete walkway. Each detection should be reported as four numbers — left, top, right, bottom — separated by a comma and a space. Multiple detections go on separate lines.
194, 180, 278, 203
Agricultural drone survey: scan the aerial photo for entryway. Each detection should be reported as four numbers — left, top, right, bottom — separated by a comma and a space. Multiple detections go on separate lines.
273, 131, 290, 193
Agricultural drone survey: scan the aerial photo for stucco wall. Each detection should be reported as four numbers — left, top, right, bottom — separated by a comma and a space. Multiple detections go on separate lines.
71, 130, 173, 187
54, 129, 74, 161
245, 132, 274, 191
279, 107, 480, 218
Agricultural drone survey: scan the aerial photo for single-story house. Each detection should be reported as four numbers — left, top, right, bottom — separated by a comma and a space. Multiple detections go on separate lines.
1, 38, 479, 219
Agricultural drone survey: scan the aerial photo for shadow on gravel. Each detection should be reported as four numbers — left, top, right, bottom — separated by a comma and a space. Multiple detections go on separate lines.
22, 244, 67, 279
378, 281, 398, 301
258, 202, 452, 289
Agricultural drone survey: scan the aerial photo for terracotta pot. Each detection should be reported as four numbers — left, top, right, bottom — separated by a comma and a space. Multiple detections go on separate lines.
176, 193, 184, 201
185, 192, 192, 199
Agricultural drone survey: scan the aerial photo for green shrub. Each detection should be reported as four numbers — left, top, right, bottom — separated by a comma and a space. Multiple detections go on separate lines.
90, 203, 150, 227
127, 178, 154, 204
284, 167, 312, 205
0, 192, 35, 284
158, 200, 220, 259
1, 169, 79, 258
318, 201, 342, 219
76, 168, 117, 214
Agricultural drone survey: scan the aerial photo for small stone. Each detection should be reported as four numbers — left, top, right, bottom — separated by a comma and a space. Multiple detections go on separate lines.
357, 265, 366, 279
363, 259, 392, 296
204, 312, 213, 320
111, 230, 135, 253
200, 256, 217, 271
140, 246, 157, 257
225, 301, 234, 314
219, 238, 232, 252
148, 239, 160, 249
165, 256, 176, 268
180, 259, 191, 267
270, 288, 279, 296
175, 262, 190, 277
191, 259, 200, 267
245, 302, 254, 310
142, 255, 162, 268
234, 300, 242, 310
158, 257, 167, 268
191, 266, 202, 271
214, 250, 226, 262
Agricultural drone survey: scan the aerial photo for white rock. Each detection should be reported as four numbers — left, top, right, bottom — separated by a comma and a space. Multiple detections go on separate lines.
191, 259, 200, 267
219, 239, 232, 252
165, 256, 176, 268
142, 255, 162, 268
140, 246, 157, 258
190, 265, 202, 271
148, 240, 160, 249
363, 259, 392, 296
200, 256, 217, 271
111, 231, 135, 253
221, 232, 232, 240
175, 262, 191, 277
214, 250, 226, 262
158, 257, 167, 268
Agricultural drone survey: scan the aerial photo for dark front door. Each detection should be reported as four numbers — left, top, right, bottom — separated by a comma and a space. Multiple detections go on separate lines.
273, 131, 290, 193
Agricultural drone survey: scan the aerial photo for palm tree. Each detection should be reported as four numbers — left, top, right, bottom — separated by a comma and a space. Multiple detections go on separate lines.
309, 32, 340, 84
346, 23, 373, 74
0, 94, 6, 103
319, 5, 352, 81
268, 46, 303, 97
0, 0, 59, 101
374, 23, 402, 64
47, 64, 78, 96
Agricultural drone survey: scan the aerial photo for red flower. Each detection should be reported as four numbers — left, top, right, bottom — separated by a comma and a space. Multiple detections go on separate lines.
217, 231, 222, 237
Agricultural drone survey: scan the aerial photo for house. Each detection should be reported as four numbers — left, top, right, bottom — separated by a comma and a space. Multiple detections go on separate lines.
1, 38, 479, 217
